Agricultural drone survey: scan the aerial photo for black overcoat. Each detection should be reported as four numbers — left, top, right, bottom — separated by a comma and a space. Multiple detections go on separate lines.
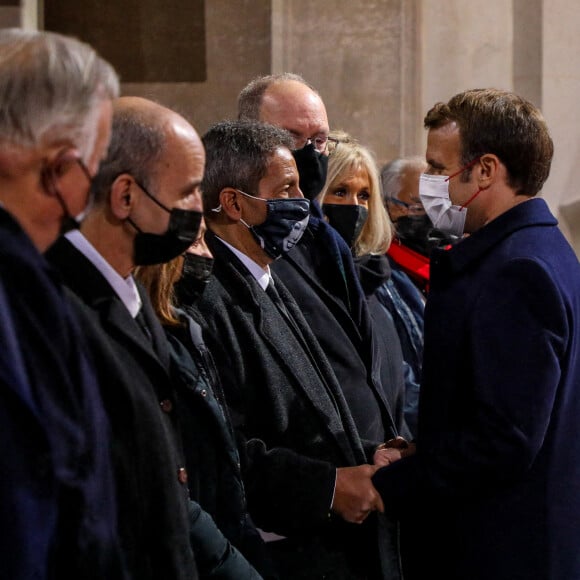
47, 237, 197, 580
197, 231, 402, 579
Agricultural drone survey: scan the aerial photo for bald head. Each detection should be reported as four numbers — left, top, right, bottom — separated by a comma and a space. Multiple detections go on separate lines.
92, 96, 203, 204
238, 75, 329, 150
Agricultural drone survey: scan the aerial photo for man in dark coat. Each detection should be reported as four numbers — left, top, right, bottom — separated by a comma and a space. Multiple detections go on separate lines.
47, 97, 259, 579
373, 88, 580, 580
196, 119, 403, 580
238, 72, 406, 449
0, 29, 126, 580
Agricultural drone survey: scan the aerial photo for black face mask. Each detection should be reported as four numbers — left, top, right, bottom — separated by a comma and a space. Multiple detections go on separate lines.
395, 214, 459, 256
175, 253, 214, 304
322, 203, 368, 249
292, 142, 329, 201
128, 181, 202, 266
394, 214, 433, 245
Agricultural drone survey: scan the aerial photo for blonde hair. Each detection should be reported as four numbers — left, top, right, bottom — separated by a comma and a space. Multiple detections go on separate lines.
318, 131, 392, 256
134, 257, 184, 327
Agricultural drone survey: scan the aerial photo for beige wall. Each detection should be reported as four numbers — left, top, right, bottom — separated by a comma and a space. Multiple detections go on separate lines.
5, 0, 580, 252
122, 0, 272, 134
271, 0, 422, 166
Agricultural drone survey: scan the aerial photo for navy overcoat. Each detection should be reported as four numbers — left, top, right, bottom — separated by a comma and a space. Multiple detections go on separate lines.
373, 198, 580, 580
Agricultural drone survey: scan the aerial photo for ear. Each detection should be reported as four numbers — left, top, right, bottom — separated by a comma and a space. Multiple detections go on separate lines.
217, 187, 243, 221
476, 154, 500, 188
109, 173, 135, 219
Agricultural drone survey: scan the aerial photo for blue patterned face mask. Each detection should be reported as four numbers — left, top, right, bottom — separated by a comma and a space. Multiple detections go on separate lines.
236, 190, 310, 260
210, 189, 310, 259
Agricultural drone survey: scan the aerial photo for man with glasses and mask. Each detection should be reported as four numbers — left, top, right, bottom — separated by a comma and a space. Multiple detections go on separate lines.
194, 119, 403, 579
0, 29, 128, 580
373, 88, 580, 580
237, 71, 409, 494
48, 97, 260, 580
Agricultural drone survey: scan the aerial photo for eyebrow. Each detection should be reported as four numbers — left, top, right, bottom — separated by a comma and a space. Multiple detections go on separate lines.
181, 179, 203, 195
427, 158, 445, 170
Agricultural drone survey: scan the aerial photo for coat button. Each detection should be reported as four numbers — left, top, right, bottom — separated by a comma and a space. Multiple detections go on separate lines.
160, 399, 173, 413
200, 389, 207, 397
178, 467, 188, 484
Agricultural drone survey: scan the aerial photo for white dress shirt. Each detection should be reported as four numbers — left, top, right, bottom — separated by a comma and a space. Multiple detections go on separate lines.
65, 230, 142, 317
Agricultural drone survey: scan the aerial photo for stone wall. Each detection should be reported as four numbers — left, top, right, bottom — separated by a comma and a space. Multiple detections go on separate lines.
4, 0, 580, 252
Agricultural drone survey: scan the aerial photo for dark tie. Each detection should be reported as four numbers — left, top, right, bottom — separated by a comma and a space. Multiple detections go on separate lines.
135, 308, 152, 341
265, 281, 290, 318
265, 280, 340, 413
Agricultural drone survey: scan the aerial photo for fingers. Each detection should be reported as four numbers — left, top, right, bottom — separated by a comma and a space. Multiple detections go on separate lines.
373, 447, 403, 467
332, 465, 386, 523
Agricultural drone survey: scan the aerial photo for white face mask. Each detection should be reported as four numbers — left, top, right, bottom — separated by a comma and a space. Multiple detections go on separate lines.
418, 174, 466, 237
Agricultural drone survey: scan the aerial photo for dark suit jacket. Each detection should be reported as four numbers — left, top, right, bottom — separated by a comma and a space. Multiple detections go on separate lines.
47, 237, 198, 580
196, 231, 400, 579
373, 199, 580, 580
0, 210, 125, 580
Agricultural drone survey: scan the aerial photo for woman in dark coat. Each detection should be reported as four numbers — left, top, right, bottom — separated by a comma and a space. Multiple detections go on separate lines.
317, 133, 412, 440
136, 248, 274, 580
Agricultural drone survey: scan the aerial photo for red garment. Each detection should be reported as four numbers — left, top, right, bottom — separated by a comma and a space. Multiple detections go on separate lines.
387, 239, 430, 294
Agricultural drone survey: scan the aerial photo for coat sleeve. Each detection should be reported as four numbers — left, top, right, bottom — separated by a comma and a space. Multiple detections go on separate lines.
188, 500, 263, 579
373, 257, 568, 504
198, 303, 337, 535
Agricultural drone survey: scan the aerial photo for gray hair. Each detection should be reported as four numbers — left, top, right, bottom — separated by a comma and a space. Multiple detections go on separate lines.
0, 29, 119, 161
201, 120, 294, 217
91, 103, 166, 205
237, 72, 315, 121
380, 156, 426, 203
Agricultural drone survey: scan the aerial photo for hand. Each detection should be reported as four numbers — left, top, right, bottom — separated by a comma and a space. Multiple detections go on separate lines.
373, 447, 404, 467
331, 465, 384, 524
373, 436, 412, 467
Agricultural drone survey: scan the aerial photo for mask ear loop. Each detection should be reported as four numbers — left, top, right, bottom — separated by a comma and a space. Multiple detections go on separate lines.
444, 157, 483, 210
41, 151, 87, 230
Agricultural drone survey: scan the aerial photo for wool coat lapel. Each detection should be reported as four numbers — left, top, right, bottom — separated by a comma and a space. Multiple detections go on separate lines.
207, 232, 365, 465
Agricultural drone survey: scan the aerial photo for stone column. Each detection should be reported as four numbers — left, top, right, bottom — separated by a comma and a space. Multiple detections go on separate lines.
271, 0, 423, 166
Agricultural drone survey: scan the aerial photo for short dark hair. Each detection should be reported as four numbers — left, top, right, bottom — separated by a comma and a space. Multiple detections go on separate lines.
91, 104, 165, 204
237, 72, 314, 121
201, 120, 294, 217
424, 88, 553, 196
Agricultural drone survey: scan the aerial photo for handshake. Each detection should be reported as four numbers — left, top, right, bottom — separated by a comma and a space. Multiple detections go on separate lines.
331, 437, 415, 524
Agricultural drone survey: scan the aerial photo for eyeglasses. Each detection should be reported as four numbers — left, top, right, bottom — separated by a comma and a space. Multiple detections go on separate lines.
386, 197, 425, 214
294, 134, 340, 155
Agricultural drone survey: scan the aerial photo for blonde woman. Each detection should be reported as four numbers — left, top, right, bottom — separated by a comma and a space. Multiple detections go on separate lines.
318, 132, 419, 438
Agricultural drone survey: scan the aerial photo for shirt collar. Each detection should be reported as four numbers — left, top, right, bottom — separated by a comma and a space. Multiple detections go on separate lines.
217, 236, 272, 290
65, 229, 143, 317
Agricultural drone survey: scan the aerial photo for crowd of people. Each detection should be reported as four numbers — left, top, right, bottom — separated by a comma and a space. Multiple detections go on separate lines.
2, 27, 580, 580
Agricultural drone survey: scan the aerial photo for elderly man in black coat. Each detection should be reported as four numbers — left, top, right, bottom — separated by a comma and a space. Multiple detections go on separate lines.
194, 119, 403, 580
0, 29, 126, 580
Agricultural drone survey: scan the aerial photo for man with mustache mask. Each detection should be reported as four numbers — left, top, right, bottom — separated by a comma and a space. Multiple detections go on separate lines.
47, 97, 259, 579
195, 119, 400, 579
237, 71, 407, 473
